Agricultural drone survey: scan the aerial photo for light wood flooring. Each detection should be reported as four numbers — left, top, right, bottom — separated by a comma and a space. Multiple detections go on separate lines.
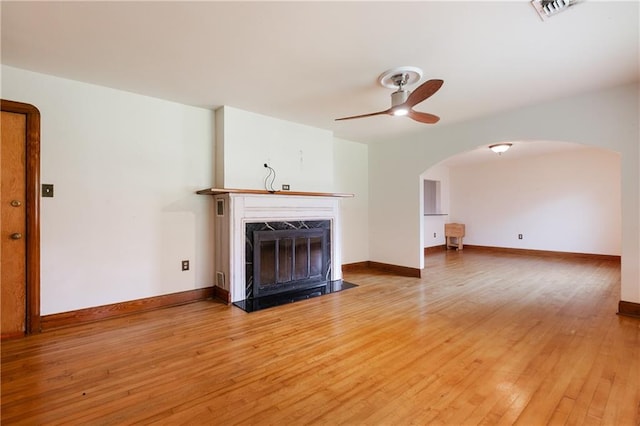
2, 250, 639, 425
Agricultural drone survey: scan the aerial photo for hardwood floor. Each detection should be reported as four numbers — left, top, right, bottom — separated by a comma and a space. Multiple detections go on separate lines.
2, 250, 638, 425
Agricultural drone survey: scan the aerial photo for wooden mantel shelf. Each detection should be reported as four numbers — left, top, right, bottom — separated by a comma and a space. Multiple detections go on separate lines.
196, 187, 354, 198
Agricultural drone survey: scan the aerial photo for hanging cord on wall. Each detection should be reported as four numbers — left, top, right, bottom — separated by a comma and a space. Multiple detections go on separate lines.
263, 163, 277, 193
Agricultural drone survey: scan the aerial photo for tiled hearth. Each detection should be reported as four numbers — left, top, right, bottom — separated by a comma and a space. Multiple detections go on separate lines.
233, 280, 357, 313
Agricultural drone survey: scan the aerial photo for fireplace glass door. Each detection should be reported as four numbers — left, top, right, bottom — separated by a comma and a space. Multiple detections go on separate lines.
253, 228, 328, 297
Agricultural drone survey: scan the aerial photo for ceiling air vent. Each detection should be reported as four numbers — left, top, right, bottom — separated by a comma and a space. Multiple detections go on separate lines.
531, 0, 580, 20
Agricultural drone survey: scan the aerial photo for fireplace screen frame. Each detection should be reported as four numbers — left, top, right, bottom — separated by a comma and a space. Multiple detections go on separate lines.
252, 227, 329, 298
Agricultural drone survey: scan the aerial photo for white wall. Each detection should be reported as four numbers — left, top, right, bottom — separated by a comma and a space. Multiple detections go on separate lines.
216, 106, 333, 192
1, 66, 371, 314
2, 66, 215, 315
421, 164, 450, 248
216, 106, 369, 264
449, 147, 621, 255
369, 83, 639, 304
333, 137, 369, 263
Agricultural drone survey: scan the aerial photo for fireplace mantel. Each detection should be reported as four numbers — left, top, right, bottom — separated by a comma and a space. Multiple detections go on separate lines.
197, 187, 353, 198
200, 190, 348, 304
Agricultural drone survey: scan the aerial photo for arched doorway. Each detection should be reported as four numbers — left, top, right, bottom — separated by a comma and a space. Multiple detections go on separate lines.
419, 140, 621, 259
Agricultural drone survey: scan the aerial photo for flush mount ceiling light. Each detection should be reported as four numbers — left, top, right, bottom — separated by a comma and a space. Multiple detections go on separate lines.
531, 0, 581, 20
489, 143, 512, 154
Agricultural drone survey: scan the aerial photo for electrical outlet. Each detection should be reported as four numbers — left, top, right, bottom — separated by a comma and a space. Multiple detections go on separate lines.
216, 271, 225, 287
182, 260, 189, 271
433, 233, 436, 238
518, 234, 523, 240
282, 184, 290, 191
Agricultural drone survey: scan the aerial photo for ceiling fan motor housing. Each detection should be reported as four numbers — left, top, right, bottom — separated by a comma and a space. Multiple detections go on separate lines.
391, 89, 409, 107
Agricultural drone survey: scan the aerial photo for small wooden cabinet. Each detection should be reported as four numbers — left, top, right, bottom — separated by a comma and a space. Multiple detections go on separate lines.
445, 223, 465, 251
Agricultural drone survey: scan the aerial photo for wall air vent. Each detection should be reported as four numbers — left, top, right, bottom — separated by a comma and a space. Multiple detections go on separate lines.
531, 0, 580, 20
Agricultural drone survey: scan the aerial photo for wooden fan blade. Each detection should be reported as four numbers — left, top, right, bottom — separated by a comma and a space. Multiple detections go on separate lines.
408, 110, 440, 124
335, 109, 391, 121
406, 79, 443, 108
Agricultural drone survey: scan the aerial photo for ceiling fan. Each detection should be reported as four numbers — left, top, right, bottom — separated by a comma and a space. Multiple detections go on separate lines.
335, 66, 443, 124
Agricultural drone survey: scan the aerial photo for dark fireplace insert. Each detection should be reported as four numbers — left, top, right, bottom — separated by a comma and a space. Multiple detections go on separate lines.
245, 221, 331, 299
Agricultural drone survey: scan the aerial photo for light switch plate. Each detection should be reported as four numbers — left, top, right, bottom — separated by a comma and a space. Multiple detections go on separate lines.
42, 184, 54, 197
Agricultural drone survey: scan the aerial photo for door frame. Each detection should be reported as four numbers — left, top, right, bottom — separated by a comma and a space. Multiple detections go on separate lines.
2, 99, 41, 334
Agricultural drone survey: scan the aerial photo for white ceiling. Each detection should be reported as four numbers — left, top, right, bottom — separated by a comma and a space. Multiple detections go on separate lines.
1, 1, 638, 146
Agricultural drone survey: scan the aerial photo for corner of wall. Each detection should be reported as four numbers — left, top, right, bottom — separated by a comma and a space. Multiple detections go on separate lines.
214, 107, 225, 188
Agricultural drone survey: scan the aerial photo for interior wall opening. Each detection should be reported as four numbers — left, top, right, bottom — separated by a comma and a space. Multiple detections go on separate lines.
419, 140, 622, 262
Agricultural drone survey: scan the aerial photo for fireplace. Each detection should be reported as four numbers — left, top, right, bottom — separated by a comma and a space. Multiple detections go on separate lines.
246, 221, 330, 299
198, 188, 351, 303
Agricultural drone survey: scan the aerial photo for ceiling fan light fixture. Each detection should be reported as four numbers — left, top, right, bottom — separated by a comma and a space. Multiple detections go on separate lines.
392, 107, 409, 116
391, 88, 410, 116
489, 143, 512, 154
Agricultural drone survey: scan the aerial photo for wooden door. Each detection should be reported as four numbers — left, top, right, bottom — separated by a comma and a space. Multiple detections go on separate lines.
1, 100, 41, 338
1, 111, 27, 338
